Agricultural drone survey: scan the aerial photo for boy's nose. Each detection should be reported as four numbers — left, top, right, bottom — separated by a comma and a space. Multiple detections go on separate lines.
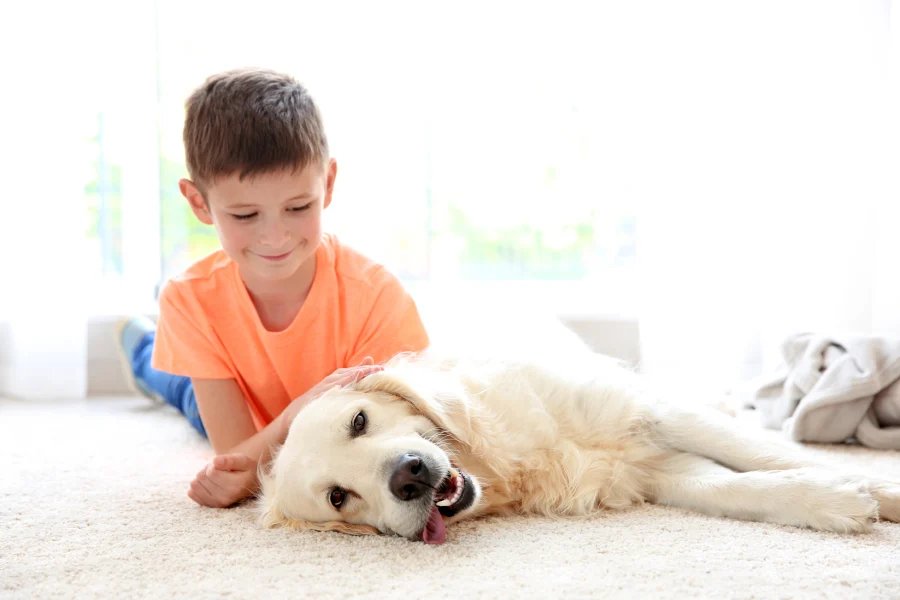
258, 217, 290, 247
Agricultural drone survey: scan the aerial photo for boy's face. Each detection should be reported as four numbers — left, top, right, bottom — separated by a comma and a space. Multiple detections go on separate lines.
180, 160, 336, 289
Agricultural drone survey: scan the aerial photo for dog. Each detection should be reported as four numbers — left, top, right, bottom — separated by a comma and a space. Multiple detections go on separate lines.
258, 352, 900, 544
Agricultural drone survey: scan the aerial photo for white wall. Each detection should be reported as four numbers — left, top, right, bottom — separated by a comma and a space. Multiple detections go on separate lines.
635, 0, 893, 387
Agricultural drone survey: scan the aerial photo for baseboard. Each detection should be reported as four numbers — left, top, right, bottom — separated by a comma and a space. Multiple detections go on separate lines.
88, 315, 137, 395
559, 316, 640, 366
86, 313, 641, 395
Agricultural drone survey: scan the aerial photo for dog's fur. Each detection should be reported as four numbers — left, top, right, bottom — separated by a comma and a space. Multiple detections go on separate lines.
258, 352, 900, 543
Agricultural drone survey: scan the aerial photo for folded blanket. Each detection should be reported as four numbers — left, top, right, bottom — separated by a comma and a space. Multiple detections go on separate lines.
747, 333, 900, 449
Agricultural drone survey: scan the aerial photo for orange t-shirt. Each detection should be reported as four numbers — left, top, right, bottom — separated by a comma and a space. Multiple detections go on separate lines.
152, 234, 429, 430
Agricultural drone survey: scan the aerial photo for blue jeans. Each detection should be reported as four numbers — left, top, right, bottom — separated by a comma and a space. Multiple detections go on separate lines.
131, 332, 207, 437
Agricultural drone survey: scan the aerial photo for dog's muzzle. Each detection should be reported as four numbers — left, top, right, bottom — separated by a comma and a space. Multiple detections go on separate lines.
388, 453, 476, 544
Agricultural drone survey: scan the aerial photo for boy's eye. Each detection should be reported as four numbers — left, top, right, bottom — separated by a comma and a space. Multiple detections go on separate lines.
231, 212, 257, 221
289, 203, 312, 213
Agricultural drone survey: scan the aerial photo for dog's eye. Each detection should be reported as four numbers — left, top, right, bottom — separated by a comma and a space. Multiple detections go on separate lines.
329, 488, 346, 509
351, 411, 367, 435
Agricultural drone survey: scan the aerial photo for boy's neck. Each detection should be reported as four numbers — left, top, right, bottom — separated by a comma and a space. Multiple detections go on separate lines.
240, 257, 317, 332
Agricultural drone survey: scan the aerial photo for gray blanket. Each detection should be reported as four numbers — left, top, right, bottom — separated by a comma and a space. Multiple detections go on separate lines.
747, 333, 900, 449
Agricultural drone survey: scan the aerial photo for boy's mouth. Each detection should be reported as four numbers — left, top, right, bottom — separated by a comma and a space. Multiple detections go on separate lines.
257, 250, 292, 261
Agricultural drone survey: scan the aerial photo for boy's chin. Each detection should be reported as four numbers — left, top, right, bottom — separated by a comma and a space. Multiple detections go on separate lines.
240, 253, 315, 282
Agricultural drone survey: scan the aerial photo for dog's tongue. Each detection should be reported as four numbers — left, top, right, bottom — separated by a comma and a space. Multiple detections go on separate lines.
422, 505, 446, 544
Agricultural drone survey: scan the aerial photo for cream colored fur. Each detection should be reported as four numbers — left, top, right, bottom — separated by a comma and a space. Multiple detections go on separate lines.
259, 352, 900, 541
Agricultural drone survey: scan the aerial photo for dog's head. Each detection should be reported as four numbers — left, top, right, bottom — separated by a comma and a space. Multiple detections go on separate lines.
258, 369, 482, 544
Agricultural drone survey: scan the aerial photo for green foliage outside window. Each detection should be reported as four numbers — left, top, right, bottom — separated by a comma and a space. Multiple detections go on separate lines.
159, 157, 218, 281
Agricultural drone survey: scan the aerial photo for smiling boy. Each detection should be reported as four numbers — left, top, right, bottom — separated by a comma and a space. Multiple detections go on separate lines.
118, 69, 429, 508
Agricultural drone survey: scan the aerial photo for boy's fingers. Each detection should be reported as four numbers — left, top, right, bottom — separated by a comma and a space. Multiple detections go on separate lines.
190, 478, 214, 505
213, 454, 253, 472
230, 455, 254, 471
188, 488, 202, 505
317, 362, 384, 391
354, 365, 383, 381
344, 366, 378, 384
190, 465, 253, 508
189, 486, 224, 509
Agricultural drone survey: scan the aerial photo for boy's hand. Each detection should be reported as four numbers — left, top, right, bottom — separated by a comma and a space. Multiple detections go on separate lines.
312, 356, 383, 395
188, 453, 258, 508
279, 357, 383, 437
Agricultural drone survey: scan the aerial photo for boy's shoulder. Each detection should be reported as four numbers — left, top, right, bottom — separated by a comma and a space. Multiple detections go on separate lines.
170, 249, 235, 284
322, 233, 386, 280
322, 233, 394, 288
159, 250, 235, 304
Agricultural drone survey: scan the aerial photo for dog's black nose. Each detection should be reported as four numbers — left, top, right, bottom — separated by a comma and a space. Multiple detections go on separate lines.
389, 453, 431, 501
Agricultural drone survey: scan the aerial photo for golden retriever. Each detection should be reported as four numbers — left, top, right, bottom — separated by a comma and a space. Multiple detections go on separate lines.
258, 352, 900, 544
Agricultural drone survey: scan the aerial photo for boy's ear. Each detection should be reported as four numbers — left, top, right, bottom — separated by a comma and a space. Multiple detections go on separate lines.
323, 158, 337, 210
179, 178, 213, 225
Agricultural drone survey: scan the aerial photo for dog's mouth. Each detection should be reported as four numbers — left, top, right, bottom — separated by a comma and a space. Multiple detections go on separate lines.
421, 467, 476, 545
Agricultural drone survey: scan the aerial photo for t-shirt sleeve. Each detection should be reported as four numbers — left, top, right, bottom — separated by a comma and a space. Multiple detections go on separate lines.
347, 272, 429, 366
151, 281, 234, 379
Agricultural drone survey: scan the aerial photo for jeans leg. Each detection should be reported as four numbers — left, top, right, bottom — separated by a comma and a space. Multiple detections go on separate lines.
131, 332, 207, 438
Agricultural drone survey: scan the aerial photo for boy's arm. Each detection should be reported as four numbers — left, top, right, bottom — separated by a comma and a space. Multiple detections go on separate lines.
192, 378, 259, 454
187, 378, 274, 508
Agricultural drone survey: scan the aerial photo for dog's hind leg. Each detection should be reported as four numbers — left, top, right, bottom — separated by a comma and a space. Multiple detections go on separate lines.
649, 453, 879, 533
649, 403, 816, 472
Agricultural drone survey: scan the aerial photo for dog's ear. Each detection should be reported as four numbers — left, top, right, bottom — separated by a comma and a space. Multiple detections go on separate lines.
357, 367, 514, 479
354, 370, 466, 440
257, 466, 288, 529
280, 519, 381, 536
261, 505, 380, 536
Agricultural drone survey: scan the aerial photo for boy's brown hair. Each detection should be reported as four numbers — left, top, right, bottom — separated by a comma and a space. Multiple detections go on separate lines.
183, 69, 329, 190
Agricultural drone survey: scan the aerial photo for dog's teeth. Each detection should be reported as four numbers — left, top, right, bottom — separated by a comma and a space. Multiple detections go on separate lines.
435, 471, 465, 508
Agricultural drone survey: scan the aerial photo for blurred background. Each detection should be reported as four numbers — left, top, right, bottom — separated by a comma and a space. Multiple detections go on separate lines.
0, 0, 896, 398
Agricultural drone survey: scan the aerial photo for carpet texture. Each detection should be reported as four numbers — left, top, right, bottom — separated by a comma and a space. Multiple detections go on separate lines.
2, 395, 899, 599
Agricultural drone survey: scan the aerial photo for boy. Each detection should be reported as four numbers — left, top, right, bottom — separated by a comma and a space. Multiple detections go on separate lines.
118, 69, 429, 509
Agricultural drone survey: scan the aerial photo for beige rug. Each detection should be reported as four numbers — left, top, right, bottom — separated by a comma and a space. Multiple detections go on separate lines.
3, 395, 899, 599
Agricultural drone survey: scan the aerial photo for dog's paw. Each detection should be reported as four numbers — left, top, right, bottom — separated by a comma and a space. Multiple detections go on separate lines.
871, 483, 900, 522
776, 469, 878, 533
800, 481, 878, 533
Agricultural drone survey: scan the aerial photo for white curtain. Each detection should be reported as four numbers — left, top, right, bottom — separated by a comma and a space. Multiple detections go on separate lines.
635, 0, 896, 389
0, 6, 89, 398
0, 3, 160, 399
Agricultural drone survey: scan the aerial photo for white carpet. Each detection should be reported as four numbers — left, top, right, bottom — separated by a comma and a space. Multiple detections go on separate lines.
3, 394, 899, 599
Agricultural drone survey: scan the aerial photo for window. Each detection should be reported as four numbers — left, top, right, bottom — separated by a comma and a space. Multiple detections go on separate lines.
141, 1, 636, 317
